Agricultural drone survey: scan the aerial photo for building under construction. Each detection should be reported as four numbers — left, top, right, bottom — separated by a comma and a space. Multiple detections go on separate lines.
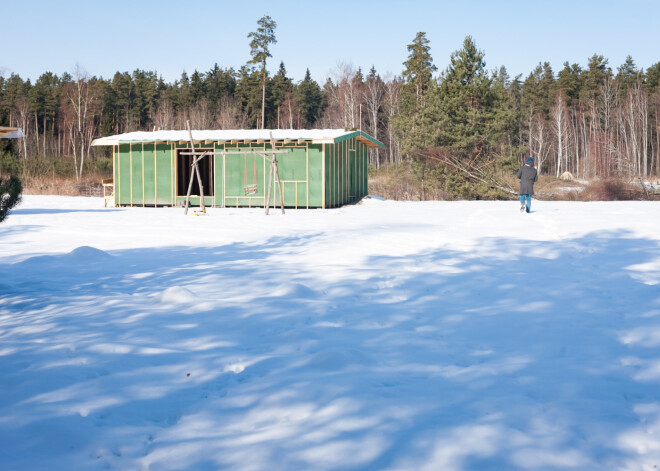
91, 129, 384, 209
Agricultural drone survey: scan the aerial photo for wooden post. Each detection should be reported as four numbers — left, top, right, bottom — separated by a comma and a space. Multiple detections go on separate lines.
264, 158, 274, 215
274, 156, 285, 214
270, 132, 285, 215
184, 121, 206, 214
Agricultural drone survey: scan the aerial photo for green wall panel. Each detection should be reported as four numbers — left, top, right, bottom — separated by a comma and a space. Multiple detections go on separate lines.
156, 144, 173, 205
118, 144, 131, 205
113, 147, 119, 206
308, 145, 323, 208
112, 138, 371, 208
130, 144, 143, 205
143, 144, 156, 205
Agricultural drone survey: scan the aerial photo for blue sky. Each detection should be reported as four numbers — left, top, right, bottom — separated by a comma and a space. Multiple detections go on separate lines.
4, 0, 659, 84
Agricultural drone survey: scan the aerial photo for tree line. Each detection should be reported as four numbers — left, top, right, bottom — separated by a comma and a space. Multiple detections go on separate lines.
1, 19, 659, 196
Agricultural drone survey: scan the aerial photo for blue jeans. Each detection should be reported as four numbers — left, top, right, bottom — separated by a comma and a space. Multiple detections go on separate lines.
520, 194, 532, 212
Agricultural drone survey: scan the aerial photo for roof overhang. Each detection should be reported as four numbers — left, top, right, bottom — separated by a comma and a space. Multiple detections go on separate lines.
0, 127, 24, 139
91, 129, 385, 149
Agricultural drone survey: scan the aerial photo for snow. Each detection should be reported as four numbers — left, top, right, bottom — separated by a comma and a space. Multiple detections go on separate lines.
90, 129, 376, 146
1, 195, 660, 470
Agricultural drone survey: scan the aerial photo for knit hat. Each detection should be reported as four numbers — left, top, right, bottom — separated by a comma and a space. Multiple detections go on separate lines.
526, 157, 534, 164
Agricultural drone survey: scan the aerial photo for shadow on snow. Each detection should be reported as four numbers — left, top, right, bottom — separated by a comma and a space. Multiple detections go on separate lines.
0, 230, 659, 470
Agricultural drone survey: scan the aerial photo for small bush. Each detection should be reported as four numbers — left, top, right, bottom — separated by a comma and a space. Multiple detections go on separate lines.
581, 178, 645, 201
0, 175, 22, 223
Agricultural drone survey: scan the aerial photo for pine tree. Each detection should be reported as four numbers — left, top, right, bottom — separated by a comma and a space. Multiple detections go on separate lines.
296, 69, 324, 128
0, 175, 21, 223
581, 54, 612, 104
205, 64, 237, 114
247, 15, 277, 129
234, 65, 263, 128
270, 62, 293, 128
395, 32, 437, 154
522, 62, 555, 118
616, 55, 640, 95
556, 62, 583, 107
646, 62, 660, 94
436, 36, 503, 155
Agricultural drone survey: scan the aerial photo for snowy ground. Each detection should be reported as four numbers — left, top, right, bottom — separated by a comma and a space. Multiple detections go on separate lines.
1, 196, 660, 471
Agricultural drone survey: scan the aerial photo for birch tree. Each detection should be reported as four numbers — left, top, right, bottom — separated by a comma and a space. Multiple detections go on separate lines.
550, 91, 569, 177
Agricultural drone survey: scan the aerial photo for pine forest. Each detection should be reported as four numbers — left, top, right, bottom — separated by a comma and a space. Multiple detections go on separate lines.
2, 27, 660, 199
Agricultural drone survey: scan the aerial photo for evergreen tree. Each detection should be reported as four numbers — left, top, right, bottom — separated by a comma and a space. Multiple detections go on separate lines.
0, 175, 21, 223
556, 62, 582, 106
111, 72, 135, 132
270, 62, 293, 128
581, 54, 612, 103
521, 62, 555, 118
132, 69, 159, 128
205, 64, 237, 113
175, 71, 192, 110
296, 69, 324, 127
189, 70, 206, 104
615, 55, 640, 95
400, 32, 436, 115
395, 32, 437, 154
436, 36, 503, 155
646, 62, 660, 94
29, 72, 61, 140
247, 15, 277, 129
234, 65, 263, 128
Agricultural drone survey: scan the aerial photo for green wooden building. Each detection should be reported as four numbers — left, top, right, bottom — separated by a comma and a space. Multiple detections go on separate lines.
92, 129, 384, 209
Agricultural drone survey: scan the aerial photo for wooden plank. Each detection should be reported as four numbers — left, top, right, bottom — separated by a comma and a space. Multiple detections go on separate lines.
183, 121, 206, 214
142, 142, 145, 207
130, 143, 133, 206
321, 144, 326, 209
154, 142, 158, 207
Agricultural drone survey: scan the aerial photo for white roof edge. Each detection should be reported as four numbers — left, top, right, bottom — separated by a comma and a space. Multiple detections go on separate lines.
91, 129, 365, 146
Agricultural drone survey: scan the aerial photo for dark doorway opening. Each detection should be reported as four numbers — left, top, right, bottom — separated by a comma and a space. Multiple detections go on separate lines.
177, 149, 214, 196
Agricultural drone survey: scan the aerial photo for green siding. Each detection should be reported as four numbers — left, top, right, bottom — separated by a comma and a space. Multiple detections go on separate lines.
156, 144, 173, 205
113, 138, 369, 208
131, 144, 143, 205
113, 146, 119, 206
223, 143, 268, 208
143, 144, 156, 205
118, 144, 131, 205
308, 145, 323, 207
213, 143, 224, 207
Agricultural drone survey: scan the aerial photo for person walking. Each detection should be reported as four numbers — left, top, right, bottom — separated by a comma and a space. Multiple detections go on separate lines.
517, 157, 538, 213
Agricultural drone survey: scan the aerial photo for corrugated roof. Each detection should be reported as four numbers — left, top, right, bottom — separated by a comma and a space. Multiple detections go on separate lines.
91, 129, 385, 148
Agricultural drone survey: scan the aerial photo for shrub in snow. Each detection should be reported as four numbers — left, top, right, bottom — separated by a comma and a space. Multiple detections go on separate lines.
582, 178, 644, 201
0, 175, 21, 223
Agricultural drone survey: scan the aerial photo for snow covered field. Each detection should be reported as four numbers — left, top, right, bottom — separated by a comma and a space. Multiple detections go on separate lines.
1, 195, 660, 471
